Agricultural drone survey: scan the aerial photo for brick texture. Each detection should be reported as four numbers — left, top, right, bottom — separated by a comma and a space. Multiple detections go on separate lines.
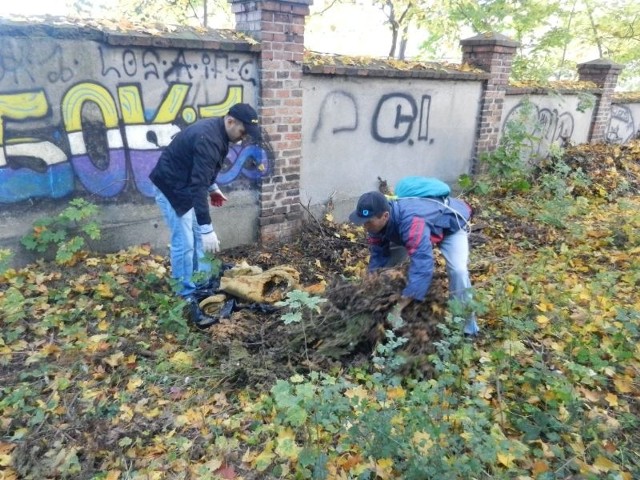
577, 60, 624, 143
460, 33, 519, 174
230, 0, 311, 244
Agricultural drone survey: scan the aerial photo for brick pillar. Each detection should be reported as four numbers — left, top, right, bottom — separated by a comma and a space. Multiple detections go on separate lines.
577, 59, 623, 143
230, 0, 312, 244
460, 33, 519, 173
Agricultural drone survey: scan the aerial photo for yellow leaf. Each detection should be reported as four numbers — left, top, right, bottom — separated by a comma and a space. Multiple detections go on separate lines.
535, 302, 552, 312
254, 442, 275, 472
604, 393, 618, 407
0, 453, 13, 467
119, 404, 134, 422
497, 452, 516, 468
170, 351, 194, 368
613, 376, 634, 394
275, 428, 301, 460
41, 343, 61, 357
387, 386, 405, 400
593, 455, 618, 472
126, 377, 143, 391
536, 315, 550, 326
344, 385, 369, 401
97, 319, 109, 331
374, 458, 394, 479
95, 282, 114, 298
105, 352, 124, 367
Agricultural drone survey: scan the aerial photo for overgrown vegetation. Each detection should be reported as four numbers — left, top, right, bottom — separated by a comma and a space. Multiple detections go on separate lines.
1, 140, 640, 478
20, 198, 101, 266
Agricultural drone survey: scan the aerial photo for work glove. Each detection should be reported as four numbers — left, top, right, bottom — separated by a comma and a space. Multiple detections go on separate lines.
198, 224, 220, 253
208, 184, 228, 207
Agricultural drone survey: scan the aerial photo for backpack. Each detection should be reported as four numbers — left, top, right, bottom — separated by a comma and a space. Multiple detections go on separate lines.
394, 176, 451, 199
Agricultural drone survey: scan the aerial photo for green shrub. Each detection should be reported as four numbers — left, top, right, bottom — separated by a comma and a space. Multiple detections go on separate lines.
21, 198, 101, 265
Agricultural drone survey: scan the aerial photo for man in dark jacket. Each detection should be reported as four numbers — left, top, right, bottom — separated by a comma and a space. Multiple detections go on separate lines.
150, 103, 260, 299
349, 189, 479, 336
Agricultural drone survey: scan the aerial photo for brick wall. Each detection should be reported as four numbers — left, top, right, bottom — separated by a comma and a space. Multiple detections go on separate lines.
230, 0, 312, 244
460, 33, 519, 173
578, 59, 624, 143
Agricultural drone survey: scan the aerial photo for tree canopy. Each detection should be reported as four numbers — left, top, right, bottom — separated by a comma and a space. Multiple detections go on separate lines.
59, 0, 640, 88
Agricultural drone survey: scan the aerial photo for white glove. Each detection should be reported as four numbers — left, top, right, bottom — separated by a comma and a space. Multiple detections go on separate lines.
198, 224, 220, 253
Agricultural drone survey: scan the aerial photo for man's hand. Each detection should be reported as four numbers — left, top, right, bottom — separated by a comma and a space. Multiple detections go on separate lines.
198, 224, 220, 253
209, 191, 227, 207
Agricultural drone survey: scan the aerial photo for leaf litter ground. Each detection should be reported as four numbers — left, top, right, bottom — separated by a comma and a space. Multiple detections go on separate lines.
2, 140, 640, 478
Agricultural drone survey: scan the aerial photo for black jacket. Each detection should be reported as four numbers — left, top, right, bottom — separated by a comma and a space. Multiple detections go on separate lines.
150, 117, 230, 226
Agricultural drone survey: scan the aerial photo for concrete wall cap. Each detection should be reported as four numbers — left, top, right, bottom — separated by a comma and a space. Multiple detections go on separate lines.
460, 32, 520, 48
577, 58, 624, 71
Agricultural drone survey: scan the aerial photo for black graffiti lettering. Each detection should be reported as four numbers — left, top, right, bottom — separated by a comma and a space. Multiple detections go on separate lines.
98, 47, 121, 78
372, 93, 417, 144
122, 50, 138, 77
202, 53, 211, 79
238, 60, 257, 85
226, 57, 240, 81
503, 102, 575, 158
606, 105, 635, 144
211, 53, 228, 80
142, 50, 160, 80
418, 95, 431, 141
311, 90, 358, 142
164, 50, 193, 80
46, 46, 74, 84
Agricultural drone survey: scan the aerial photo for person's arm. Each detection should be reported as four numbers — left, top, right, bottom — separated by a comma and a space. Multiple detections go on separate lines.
367, 235, 389, 272
400, 216, 434, 301
191, 135, 224, 226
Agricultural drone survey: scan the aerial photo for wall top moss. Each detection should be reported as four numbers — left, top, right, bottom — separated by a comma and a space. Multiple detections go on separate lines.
0, 17, 261, 51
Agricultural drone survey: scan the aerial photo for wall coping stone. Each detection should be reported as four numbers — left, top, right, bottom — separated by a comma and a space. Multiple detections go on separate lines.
303, 52, 490, 81
460, 32, 520, 48
0, 17, 261, 51
577, 58, 624, 71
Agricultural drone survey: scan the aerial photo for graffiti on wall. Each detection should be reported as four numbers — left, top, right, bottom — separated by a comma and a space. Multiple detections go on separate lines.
502, 101, 575, 159
0, 40, 268, 204
312, 90, 432, 145
606, 104, 637, 144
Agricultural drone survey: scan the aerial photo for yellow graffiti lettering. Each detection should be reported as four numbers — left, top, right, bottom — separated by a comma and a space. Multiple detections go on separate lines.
118, 84, 191, 124
198, 85, 243, 118
0, 90, 50, 166
153, 84, 191, 123
118, 85, 145, 124
62, 82, 119, 132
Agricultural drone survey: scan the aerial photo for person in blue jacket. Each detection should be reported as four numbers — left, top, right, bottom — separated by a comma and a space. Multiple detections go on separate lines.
150, 103, 261, 301
349, 188, 480, 336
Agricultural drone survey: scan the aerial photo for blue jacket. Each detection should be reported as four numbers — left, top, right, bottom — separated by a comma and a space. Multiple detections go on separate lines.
367, 196, 472, 301
150, 117, 229, 226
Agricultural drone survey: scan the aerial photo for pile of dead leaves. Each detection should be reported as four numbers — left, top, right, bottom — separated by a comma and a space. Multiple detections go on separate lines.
536, 140, 640, 197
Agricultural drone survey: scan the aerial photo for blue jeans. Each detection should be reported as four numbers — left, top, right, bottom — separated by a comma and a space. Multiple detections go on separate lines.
387, 229, 479, 335
154, 189, 211, 297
